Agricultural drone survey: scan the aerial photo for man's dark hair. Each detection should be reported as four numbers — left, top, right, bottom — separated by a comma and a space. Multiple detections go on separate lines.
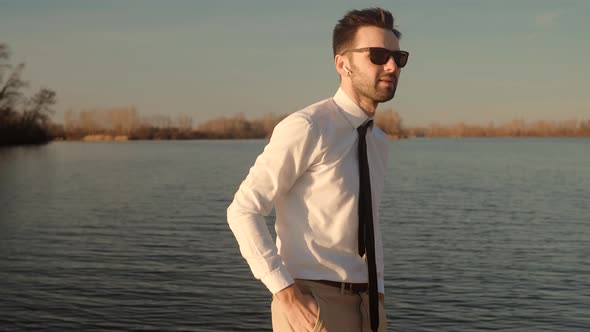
332, 7, 402, 57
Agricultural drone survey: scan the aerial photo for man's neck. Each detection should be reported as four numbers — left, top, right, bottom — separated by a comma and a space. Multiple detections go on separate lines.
340, 84, 378, 117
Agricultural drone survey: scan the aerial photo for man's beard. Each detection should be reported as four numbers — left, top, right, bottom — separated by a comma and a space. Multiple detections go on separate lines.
350, 66, 397, 103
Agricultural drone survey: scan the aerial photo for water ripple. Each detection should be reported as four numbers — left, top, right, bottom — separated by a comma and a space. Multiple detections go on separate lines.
1, 139, 589, 331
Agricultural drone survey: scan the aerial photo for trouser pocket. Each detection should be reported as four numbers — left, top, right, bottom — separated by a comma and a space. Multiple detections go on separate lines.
308, 289, 323, 332
270, 287, 324, 332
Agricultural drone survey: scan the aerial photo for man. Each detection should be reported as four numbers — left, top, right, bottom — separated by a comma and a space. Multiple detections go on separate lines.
227, 7, 408, 332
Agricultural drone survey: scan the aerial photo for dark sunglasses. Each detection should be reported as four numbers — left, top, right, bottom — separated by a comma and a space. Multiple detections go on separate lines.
341, 47, 409, 68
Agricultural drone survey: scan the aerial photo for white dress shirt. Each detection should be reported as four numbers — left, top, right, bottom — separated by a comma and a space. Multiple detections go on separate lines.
227, 88, 389, 294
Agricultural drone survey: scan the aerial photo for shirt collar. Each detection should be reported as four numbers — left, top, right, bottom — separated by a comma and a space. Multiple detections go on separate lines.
333, 87, 374, 129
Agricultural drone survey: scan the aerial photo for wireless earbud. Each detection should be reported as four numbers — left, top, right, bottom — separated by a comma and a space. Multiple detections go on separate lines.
344, 66, 352, 75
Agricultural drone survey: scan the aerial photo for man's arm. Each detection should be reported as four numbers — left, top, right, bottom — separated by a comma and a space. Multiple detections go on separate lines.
226, 113, 319, 293
227, 114, 321, 331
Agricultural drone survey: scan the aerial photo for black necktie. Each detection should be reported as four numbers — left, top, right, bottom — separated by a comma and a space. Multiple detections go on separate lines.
357, 120, 379, 332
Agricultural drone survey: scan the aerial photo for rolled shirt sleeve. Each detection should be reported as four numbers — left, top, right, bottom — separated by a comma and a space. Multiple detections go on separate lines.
227, 113, 319, 294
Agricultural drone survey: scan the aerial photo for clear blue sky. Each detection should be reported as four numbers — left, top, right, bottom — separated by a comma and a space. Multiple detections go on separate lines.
1, 0, 589, 126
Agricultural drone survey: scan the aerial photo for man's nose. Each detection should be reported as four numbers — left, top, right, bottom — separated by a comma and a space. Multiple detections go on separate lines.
383, 55, 397, 72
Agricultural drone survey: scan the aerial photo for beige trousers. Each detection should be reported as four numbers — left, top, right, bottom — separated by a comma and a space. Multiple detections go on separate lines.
271, 279, 387, 332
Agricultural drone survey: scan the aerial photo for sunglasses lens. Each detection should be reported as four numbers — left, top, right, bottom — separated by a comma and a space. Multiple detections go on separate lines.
394, 52, 408, 68
369, 49, 390, 65
369, 48, 408, 68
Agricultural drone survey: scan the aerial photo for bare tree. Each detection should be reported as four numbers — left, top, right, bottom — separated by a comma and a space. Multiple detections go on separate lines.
0, 43, 28, 125
22, 88, 56, 126
0, 43, 57, 145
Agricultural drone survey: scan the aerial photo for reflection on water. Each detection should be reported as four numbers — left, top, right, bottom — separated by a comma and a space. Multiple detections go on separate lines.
1, 139, 589, 331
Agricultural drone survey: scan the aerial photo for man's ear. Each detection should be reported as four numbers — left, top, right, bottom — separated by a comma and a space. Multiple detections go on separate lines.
335, 54, 349, 77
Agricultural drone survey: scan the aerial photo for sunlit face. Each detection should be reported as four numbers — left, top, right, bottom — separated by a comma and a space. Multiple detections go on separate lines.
347, 26, 401, 103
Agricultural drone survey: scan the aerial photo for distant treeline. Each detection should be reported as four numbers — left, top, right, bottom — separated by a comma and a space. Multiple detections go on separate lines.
193, 111, 590, 138
58, 108, 287, 140
0, 43, 58, 146
405, 118, 590, 138
58, 107, 401, 140
60, 107, 204, 140
58, 107, 590, 141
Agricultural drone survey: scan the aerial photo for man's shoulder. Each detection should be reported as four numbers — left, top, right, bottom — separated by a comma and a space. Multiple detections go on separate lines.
270, 97, 339, 145
287, 97, 337, 126
266, 97, 336, 151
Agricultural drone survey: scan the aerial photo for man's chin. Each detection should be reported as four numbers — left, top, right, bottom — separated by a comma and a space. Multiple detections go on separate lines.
374, 91, 395, 103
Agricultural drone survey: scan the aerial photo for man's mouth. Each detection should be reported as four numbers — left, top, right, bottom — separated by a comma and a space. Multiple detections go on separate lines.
378, 77, 395, 88
378, 76, 395, 83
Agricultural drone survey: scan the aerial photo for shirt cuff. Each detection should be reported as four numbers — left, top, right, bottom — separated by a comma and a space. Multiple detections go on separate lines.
261, 265, 294, 294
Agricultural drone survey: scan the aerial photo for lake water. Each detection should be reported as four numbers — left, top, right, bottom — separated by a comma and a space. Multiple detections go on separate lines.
0, 139, 588, 331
